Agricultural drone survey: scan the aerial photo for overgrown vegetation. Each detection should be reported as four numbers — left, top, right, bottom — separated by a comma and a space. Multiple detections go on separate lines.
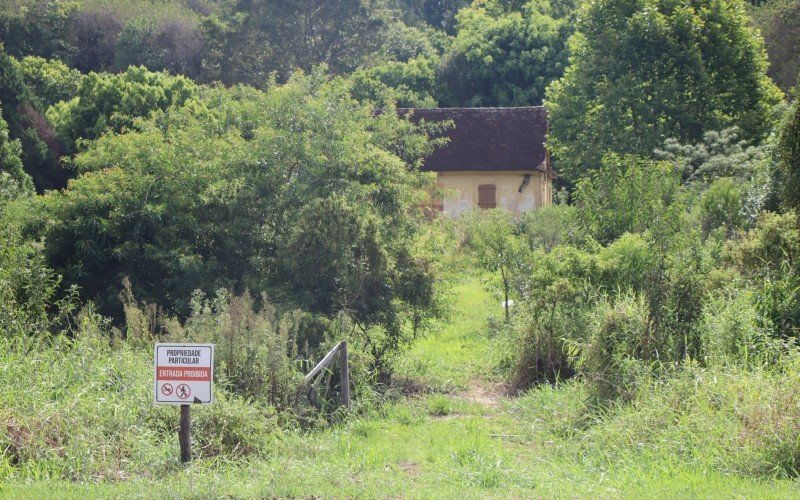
2, 0, 800, 495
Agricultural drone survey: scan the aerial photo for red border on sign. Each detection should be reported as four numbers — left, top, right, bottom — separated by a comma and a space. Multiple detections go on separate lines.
156, 367, 211, 381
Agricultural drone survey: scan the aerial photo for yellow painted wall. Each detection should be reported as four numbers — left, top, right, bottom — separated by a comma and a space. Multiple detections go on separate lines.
436, 170, 552, 218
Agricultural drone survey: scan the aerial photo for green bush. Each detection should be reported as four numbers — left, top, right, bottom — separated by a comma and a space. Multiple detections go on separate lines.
700, 178, 746, 238
777, 85, 800, 212
596, 233, 657, 293
519, 203, 591, 252
699, 287, 775, 367
575, 154, 684, 245
733, 211, 800, 341
508, 245, 598, 387
571, 293, 652, 402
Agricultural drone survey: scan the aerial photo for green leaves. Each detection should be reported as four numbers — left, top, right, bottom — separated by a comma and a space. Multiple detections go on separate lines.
18, 71, 441, 373
438, 0, 572, 107
46, 66, 198, 153
575, 154, 683, 245
546, 0, 782, 182
776, 84, 800, 212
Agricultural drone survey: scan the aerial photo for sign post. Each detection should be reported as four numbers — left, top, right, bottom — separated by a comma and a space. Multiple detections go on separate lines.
154, 343, 214, 463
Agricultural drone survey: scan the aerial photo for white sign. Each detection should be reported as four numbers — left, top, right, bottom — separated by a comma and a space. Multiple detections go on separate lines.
154, 343, 214, 405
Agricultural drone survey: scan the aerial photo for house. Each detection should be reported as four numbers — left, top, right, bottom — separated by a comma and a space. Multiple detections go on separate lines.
401, 107, 553, 218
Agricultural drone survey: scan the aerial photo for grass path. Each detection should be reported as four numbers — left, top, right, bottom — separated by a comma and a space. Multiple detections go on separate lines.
395, 271, 504, 393
4, 273, 800, 498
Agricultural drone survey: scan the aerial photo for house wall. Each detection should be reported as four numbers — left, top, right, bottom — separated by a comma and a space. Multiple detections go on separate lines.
435, 170, 552, 218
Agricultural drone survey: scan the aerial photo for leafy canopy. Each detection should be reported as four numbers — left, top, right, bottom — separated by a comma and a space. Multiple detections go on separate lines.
46, 65, 198, 152
546, 0, 783, 182
15, 71, 443, 373
438, 0, 573, 107
776, 83, 800, 212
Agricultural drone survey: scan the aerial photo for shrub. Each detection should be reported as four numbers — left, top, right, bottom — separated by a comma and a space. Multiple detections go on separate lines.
596, 232, 657, 293
699, 287, 775, 367
733, 211, 800, 341
571, 293, 652, 403
519, 203, 591, 252
575, 154, 684, 245
734, 211, 800, 274
700, 178, 746, 238
777, 84, 800, 212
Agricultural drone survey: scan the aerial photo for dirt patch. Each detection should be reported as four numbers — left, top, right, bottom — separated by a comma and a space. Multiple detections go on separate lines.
396, 460, 421, 477
457, 380, 510, 407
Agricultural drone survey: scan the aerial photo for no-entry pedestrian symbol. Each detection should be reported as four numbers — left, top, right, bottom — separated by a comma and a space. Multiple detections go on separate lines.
154, 343, 214, 405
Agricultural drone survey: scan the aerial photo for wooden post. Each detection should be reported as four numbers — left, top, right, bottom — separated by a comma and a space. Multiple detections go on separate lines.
179, 404, 191, 463
340, 341, 350, 409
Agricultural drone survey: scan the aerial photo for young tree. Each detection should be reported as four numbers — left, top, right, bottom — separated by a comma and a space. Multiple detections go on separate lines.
546, 0, 783, 182
465, 209, 528, 322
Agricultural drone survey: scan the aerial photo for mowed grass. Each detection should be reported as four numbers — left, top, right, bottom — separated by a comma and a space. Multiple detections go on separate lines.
3, 272, 800, 498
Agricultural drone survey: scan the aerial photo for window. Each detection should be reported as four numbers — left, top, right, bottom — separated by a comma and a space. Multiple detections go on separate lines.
478, 184, 496, 209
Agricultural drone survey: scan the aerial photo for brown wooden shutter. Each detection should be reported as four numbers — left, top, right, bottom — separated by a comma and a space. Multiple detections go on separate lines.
478, 184, 496, 209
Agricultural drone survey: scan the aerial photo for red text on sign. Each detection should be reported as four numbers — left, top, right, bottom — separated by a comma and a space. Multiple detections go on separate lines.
157, 367, 211, 381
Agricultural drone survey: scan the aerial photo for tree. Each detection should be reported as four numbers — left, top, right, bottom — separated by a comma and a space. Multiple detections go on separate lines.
0, 0, 76, 62
0, 44, 64, 191
67, 7, 124, 72
749, 0, 800, 93
0, 108, 33, 201
46, 66, 198, 152
350, 57, 440, 107
201, 0, 388, 85
546, 0, 783, 182
464, 209, 528, 321
777, 83, 800, 212
19, 72, 442, 376
438, 0, 574, 107
397, 0, 470, 33
18, 55, 83, 109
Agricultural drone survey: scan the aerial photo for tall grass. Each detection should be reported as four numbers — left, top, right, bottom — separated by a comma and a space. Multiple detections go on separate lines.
0, 310, 277, 481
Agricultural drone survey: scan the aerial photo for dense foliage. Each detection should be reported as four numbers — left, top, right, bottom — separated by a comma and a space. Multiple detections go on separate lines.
437, 0, 574, 107
2, 0, 800, 490
6, 72, 444, 377
748, 0, 800, 93
546, 0, 783, 182
777, 83, 800, 212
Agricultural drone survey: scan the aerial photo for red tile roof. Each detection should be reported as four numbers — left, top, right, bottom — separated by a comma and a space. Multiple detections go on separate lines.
399, 107, 549, 172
